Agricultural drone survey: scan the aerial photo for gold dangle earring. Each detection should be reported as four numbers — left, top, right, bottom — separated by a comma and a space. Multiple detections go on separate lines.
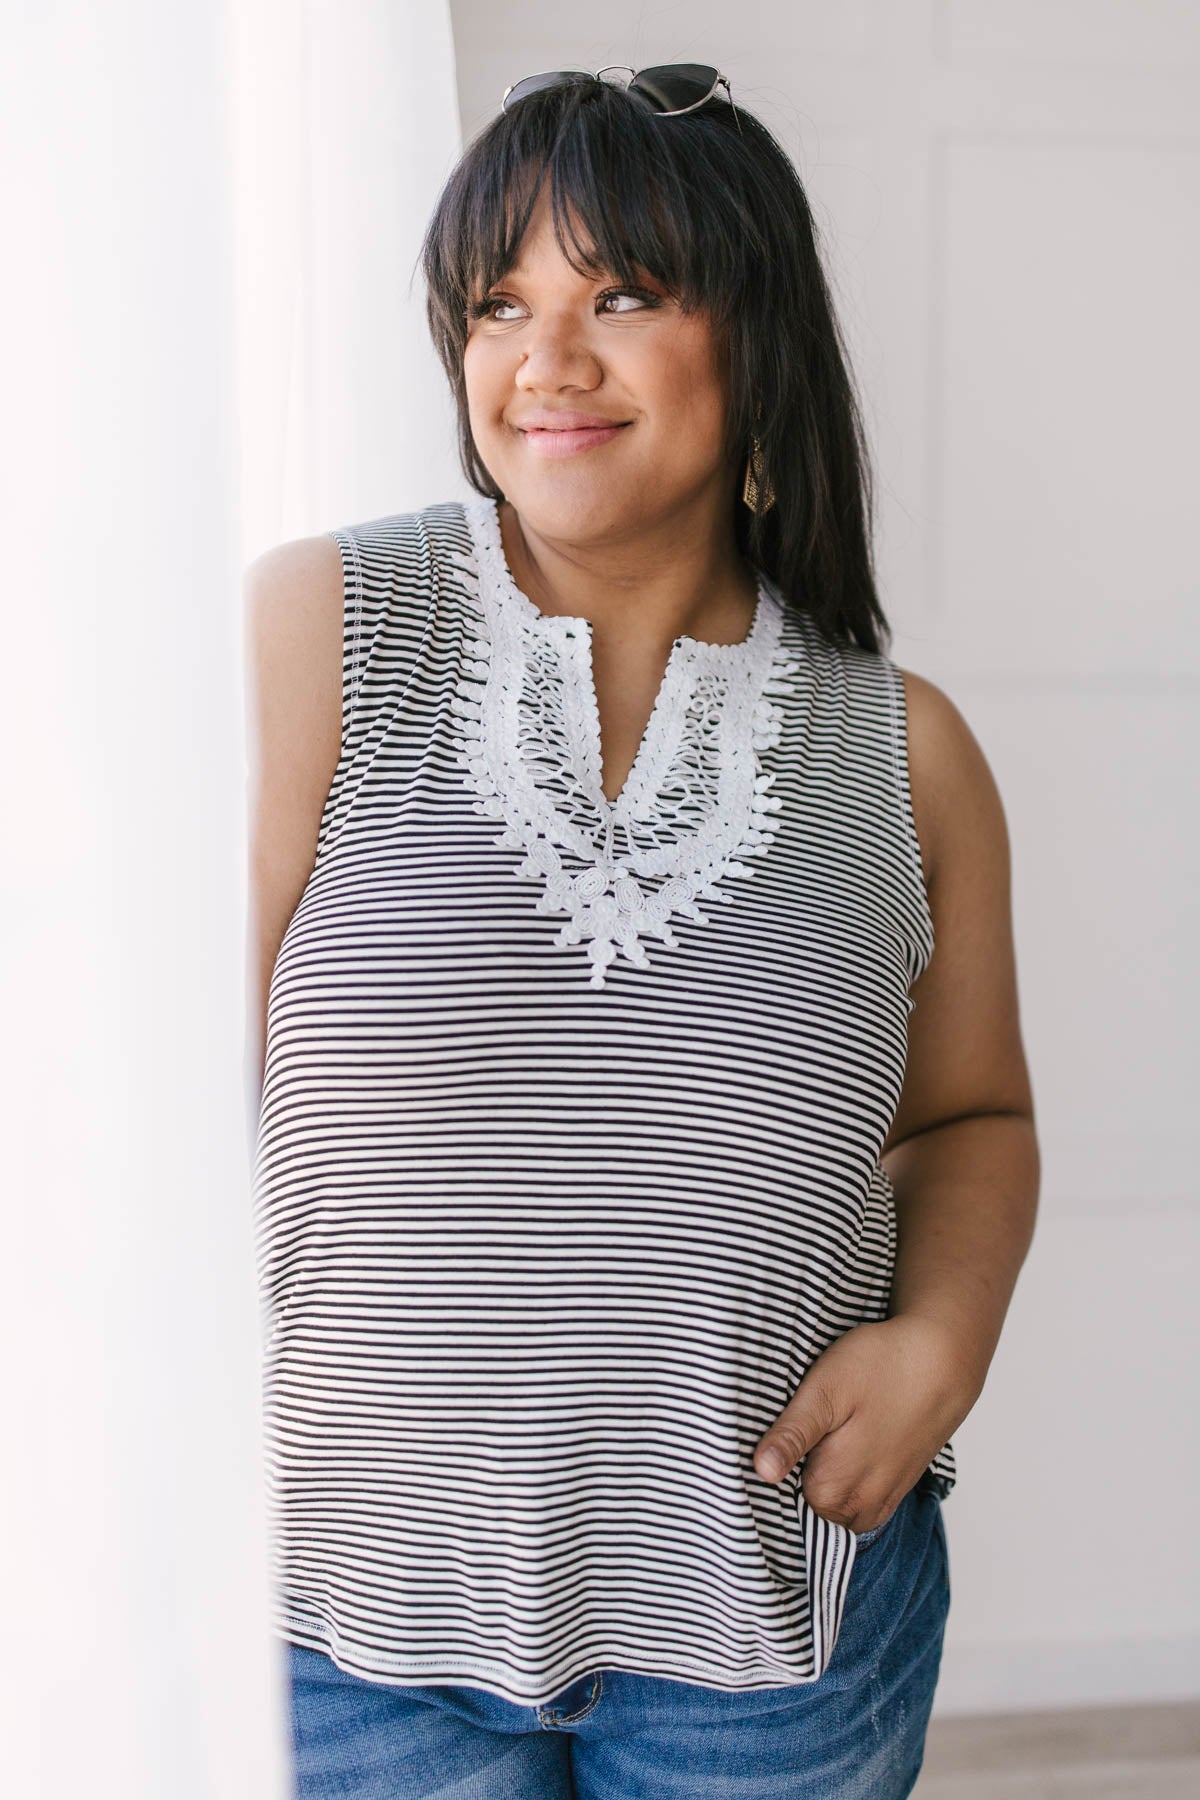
742, 433, 776, 514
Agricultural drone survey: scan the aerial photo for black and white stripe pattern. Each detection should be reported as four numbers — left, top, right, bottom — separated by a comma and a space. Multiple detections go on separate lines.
252, 497, 956, 1706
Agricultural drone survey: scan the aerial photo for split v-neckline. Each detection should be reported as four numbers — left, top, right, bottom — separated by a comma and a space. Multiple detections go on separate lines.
468, 494, 776, 819
453, 495, 805, 987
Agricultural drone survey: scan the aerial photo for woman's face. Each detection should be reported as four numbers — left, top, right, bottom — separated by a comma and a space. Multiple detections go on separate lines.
462, 183, 736, 543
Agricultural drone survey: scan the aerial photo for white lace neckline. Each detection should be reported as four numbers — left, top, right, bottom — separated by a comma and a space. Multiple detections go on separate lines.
452, 495, 805, 987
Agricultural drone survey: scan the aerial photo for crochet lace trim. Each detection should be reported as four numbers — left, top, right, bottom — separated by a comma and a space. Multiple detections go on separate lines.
452, 497, 804, 988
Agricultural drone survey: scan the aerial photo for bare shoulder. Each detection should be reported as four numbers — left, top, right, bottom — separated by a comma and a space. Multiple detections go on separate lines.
244, 534, 344, 670
243, 533, 346, 893
881, 667, 1033, 1144
242, 535, 347, 1102
243, 535, 344, 758
893, 664, 1010, 894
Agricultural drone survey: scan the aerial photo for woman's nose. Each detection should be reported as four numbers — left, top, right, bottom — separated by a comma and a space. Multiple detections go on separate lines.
513, 317, 602, 387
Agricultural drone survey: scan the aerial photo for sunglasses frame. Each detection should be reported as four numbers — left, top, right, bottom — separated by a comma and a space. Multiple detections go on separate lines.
501, 64, 743, 136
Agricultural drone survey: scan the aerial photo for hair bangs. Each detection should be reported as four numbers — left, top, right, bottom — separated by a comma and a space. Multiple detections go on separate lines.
443, 83, 737, 326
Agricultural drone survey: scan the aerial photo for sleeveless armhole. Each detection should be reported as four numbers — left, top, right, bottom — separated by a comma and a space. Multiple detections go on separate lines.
882, 660, 957, 1501
309, 527, 365, 867
310, 512, 438, 868
884, 658, 936, 999
329, 525, 367, 748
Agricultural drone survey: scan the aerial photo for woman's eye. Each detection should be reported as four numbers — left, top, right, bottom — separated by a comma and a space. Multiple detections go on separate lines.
472, 287, 658, 322
598, 288, 655, 313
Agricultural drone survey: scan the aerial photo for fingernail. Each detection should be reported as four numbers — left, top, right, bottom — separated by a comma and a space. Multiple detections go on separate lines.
758, 1447, 786, 1480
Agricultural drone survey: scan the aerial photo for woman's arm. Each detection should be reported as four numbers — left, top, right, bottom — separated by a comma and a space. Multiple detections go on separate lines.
881, 668, 1040, 1406
753, 671, 1040, 1530
243, 535, 345, 1152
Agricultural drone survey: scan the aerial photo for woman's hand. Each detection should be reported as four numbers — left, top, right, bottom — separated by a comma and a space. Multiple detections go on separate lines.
752, 1315, 979, 1534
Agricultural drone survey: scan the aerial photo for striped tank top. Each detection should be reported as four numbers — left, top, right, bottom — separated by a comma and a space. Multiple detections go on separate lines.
252, 494, 956, 1705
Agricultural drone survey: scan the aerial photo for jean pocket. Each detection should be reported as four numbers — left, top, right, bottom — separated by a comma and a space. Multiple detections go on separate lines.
852, 1482, 920, 1551
852, 1515, 893, 1549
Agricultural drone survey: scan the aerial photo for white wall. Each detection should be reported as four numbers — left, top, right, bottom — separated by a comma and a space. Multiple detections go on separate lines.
448, 0, 1200, 1715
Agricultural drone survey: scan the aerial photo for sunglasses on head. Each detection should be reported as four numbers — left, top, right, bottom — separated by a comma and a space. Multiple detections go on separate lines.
501, 64, 743, 136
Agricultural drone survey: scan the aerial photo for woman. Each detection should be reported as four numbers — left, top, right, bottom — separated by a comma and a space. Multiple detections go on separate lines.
246, 66, 1039, 1799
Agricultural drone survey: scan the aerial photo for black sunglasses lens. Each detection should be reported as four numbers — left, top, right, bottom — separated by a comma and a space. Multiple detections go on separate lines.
504, 70, 593, 109
628, 64, 719, 111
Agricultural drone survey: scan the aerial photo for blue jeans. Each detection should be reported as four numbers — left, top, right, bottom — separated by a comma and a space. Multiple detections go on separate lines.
284, 1476, 950, 1799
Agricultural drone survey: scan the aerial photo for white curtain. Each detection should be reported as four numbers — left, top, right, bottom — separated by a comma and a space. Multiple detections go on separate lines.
0, 3, 462, 1794
234, 0, 467, 561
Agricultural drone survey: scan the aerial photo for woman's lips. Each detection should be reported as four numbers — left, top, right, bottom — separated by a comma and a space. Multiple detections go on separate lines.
519, 422, 630, 458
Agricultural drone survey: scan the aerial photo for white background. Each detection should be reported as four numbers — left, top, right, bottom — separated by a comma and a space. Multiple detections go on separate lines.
0, 2, 1194, 1794
0, 2, 462, 1794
